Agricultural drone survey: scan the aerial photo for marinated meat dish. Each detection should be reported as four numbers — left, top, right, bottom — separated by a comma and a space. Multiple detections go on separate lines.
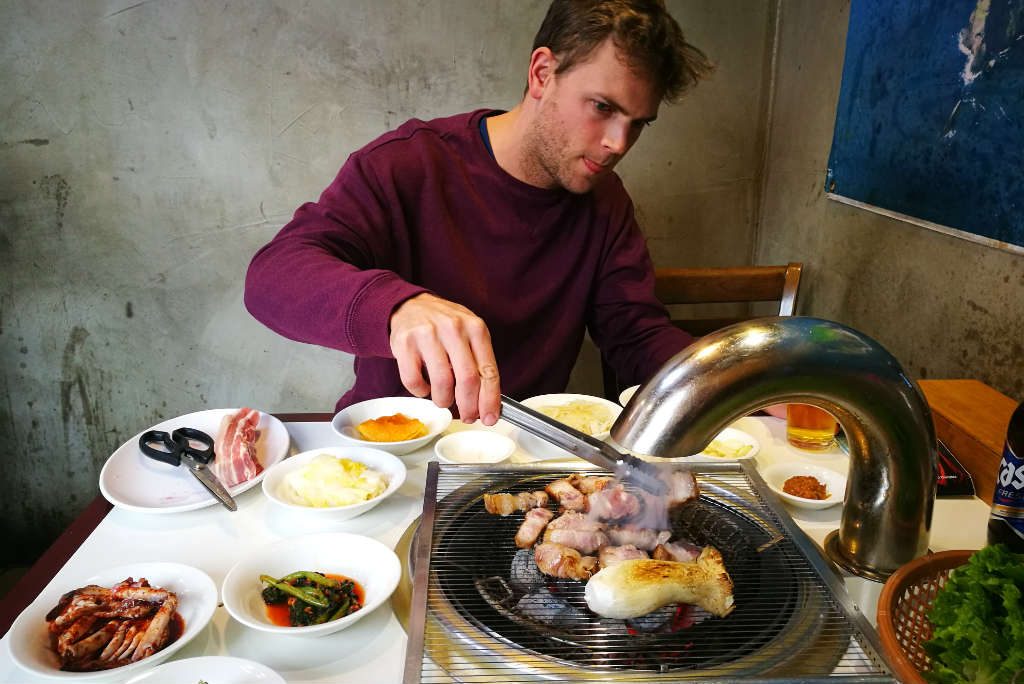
483, 467, 735, 621
45, 578, 181, 672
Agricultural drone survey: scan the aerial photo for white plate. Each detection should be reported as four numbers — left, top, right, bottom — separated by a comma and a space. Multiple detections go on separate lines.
124, 656, 284, 684
99, 409, 290, 513
7, 562, 217, 681
261, 446, 407, 522
683, 427, 760, 462
221, 532, 400, 637
760, 461, 847, 510
515, 393, 623, 462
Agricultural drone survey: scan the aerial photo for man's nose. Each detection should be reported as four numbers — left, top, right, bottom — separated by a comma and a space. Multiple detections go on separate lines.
602, 122, 630, 155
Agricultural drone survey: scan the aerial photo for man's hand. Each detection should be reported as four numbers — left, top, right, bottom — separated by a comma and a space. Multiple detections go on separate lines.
389, 293, 501, 425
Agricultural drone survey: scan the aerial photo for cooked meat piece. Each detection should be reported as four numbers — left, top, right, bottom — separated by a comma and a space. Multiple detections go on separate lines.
584, 546, 735, 619
544, 511, 609, 554
652, 540, 702, 563
534, 542, 599, 580
515, 507, 554, 548
662, 468, 699, 507
484, 491, 550, 516
545, 478, 587, 511
606, 524, 671, 551
567, 473, 614, 494
598, 544, 649, 568
587, 484, 640, 521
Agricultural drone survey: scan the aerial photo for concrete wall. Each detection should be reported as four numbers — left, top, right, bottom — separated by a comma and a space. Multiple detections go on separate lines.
0, 1, 770, 562
755, 0, 1024, 403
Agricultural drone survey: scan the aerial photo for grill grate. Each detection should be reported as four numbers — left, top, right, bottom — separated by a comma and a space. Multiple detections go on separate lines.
403, 461, 894, 683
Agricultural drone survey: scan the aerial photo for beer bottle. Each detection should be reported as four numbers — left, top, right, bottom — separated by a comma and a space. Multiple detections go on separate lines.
987, 400, 1024, 551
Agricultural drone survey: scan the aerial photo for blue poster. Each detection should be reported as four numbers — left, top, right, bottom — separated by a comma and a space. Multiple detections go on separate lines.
826, 0, 1024, 251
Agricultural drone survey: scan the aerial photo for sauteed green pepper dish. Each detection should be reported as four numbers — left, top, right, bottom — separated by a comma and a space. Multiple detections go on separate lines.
259, 570, 364, 627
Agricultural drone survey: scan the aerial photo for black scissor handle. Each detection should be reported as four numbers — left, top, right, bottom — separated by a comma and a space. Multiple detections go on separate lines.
172, 427, 214, 464
139, 430, 181, 467
138, 427, 215, 467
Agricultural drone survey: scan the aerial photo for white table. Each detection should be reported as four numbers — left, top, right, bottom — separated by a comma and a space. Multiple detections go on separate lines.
0, 416, 990, 683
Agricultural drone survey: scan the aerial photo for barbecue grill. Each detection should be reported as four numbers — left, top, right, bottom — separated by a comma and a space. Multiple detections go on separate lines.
401, 461, 895, 683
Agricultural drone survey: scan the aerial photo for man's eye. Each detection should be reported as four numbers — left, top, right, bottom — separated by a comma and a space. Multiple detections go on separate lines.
593, 100, 612, 113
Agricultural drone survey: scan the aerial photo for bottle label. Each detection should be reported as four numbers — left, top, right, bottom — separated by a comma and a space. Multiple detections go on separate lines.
991, 436, 1024, 536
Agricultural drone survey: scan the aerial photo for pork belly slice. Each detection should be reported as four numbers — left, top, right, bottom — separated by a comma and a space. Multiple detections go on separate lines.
587, 484, 640, 521
534, 542, 599, 580
607, 524, 671, 551
652, 540, 702, 563
567, 473, 614, 494
544, 511, 609, 554
484, 491, 549, 516
544, 478, 587, 511
515, 507, 554, 549
662, 468, 699, 507
584, 545, 735, 619
598, 544, 649, 568
211, 407, 263, 488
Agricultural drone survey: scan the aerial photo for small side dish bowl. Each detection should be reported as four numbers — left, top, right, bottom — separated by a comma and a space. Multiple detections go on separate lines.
221, 532, 401, 637
7, 562, 217, 681
261, 446, 406, 522
760, 461, 847, 510
618, 385, 640, 406
434, 431, 516, 464
516, 393, 623, 461
331, 397, 452, 455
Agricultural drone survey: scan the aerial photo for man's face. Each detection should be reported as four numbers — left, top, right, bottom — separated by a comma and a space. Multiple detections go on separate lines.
525, 38, 661, 194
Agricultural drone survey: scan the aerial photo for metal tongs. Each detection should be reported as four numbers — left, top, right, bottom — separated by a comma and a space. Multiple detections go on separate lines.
499, 395, 667, 495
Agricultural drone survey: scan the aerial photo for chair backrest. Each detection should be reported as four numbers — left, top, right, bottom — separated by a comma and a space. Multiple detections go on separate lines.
602, 262, 803, 400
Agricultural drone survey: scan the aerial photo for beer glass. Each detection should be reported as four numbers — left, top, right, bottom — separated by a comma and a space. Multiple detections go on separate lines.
786, 404, 837, 451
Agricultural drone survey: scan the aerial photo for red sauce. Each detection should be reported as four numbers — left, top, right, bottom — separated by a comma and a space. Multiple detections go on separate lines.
265, 573, 365, 627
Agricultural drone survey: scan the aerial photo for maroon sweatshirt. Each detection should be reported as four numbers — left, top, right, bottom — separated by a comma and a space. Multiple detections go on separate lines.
244, 110, 691, 410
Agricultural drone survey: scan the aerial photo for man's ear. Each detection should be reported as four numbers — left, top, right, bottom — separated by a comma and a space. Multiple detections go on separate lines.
526, 47, 557, 99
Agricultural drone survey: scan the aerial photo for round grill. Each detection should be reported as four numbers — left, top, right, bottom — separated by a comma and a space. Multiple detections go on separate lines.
425, 473, 840, 676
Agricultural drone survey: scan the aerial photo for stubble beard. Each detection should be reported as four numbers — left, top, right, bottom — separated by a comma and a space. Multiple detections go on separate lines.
524, 99, 591, 194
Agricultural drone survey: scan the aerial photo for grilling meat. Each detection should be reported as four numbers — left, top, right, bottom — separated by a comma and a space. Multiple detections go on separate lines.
515, 507, 554, 548
534, 542, 599, 580
584, 546, 735, 619
544, 478, 587, 511
45, 578, 181, 672
598, 544, 649, 568
484, 491, 550, 516
652, 540, 702, 562
606, 524, 671, 551
586, 484, 640, 521
543, 511, 609, 554
566, 473, 614, 494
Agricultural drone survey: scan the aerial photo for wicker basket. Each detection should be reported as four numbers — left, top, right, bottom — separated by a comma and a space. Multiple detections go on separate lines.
875, 549, 974, 684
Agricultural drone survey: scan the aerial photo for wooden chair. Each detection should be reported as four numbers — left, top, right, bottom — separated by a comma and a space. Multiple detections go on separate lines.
602, 262, 803, 401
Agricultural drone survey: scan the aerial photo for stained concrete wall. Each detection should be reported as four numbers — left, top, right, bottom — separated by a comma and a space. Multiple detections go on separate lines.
756, 0, 1024, 403
0, 1, 770, 562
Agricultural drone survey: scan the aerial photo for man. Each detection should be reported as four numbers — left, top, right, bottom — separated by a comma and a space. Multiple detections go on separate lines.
244, 0, 713, 425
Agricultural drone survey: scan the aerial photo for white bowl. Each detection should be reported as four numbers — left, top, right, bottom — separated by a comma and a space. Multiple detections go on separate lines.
7, 562, 217, 681
261, 446, 406, 522
760, 461, 848, 510
124, 656, 284, 684
516, 393, 623, 461
331, 397, 452, 455
221, 532, 401, 637
619, 385, 640, 406
434, 431, 516, 464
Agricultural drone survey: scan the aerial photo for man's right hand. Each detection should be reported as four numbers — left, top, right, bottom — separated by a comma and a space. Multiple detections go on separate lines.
388, 293, 501, 426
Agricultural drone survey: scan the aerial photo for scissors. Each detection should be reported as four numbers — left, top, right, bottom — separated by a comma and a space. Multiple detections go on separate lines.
138, 427, 238, 511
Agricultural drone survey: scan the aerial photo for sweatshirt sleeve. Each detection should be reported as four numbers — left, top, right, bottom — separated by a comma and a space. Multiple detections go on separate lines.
586, 195, 694, 387
244, 150, 428, 358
